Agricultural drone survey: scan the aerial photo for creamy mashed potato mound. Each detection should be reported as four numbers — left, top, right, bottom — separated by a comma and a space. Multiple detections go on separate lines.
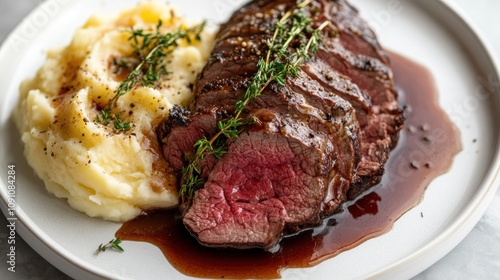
15, 1, 215, 222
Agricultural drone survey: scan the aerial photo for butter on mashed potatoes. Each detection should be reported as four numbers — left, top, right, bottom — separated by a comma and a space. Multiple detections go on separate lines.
15, 1, 215, 222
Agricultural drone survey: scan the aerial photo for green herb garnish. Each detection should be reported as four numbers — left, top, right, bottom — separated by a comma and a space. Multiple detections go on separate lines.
97, 20, 206, 132
96, 238, 124, 255
179, 0, 331, 207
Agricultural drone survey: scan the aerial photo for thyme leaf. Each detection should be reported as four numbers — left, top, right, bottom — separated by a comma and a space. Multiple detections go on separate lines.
96, 20, 206, 132
179, 0, 331, 207
96, 238, 124, 255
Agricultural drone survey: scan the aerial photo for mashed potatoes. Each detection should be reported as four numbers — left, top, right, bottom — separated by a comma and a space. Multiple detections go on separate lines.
15, 1, 215, 222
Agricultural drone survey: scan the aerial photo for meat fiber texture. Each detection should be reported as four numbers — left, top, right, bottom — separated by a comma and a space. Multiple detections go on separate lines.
158, 0, 404, 249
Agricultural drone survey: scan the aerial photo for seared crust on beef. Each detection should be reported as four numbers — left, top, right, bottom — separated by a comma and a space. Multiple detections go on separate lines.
157, 0, 404, 249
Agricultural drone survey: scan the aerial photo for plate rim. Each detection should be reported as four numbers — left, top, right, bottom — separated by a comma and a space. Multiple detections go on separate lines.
366, 0, 500, 278
1, 0, 499, 279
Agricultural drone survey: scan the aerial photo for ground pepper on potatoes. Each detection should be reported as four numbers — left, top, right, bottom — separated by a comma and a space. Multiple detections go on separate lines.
15, 1, 215, 222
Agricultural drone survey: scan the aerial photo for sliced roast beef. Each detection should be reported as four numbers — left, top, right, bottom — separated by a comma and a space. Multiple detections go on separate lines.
157, 0, 404, 249
184, 109, 352, 249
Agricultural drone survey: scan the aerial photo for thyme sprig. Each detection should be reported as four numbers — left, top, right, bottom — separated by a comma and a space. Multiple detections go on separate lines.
179, 0, 331, 207
95, 238, 124, 255
97, 20, 206, 131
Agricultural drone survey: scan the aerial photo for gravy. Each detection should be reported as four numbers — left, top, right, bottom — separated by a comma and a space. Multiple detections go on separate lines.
116, 51, 462, 279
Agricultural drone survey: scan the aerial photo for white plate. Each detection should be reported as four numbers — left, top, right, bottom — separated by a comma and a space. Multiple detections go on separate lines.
1, 0, 499, 279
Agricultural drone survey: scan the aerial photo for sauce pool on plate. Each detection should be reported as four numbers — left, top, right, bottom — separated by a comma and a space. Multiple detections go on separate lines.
116, 51, 462, 279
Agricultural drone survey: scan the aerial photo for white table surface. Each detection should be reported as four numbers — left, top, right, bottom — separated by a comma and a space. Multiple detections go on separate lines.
0, 0, 499, 279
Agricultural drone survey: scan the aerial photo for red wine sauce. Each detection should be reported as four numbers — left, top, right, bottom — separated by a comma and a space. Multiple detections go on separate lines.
116, 52, 462, 279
